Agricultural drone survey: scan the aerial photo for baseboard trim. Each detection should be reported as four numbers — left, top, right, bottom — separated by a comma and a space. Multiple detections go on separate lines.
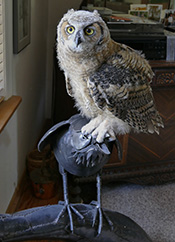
6, 119, 53, 214
6, 171, 27, 214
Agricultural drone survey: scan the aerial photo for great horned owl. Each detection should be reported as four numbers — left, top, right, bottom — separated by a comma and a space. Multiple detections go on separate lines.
56, 9, 163, 143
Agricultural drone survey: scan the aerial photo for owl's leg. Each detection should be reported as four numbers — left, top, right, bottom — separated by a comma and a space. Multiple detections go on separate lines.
53, 165, 84, 232
91, 172, 114, 235
82, 114, 130, 143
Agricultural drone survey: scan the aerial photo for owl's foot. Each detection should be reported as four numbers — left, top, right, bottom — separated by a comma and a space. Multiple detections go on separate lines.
54, 201, 84, 232
81, 115, 130, 143
90, 200, 114, 235
81, 116, 115, 143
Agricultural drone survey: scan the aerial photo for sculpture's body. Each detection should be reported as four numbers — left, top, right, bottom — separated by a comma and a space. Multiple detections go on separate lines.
38, 114, 121, 234
0, 114, 152, 241
57, 9, 163, 143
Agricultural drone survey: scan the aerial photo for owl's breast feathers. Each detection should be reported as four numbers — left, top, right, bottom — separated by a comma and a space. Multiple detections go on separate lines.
59, 37, 163, 134
87, 42, 164, 134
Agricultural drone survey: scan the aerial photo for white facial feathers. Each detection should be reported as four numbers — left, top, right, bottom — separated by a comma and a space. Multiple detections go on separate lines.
57, 9, 110, 49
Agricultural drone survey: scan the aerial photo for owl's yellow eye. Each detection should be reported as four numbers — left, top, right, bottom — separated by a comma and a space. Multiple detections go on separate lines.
84, 27, 94, 36
66, 26, 75, 35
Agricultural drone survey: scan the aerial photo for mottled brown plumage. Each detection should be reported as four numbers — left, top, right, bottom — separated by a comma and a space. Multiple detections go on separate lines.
56, 9, 163, 143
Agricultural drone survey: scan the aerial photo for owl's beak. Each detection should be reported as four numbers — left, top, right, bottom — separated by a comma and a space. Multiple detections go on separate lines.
75, 31, 83, 47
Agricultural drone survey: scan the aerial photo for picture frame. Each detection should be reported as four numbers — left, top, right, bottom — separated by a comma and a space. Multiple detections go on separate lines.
163, 9, 175, 27
130, 4, 147, 11
147, 4, 162, 22
13, 0, 31, 54
129, 10, 148, 18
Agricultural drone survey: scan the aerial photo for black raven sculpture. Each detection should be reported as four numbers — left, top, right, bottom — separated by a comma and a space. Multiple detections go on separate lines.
0, 114, 152, 242
38, 114, 122, 235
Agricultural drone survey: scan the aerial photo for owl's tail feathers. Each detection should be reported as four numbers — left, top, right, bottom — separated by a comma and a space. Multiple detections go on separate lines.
147, 113, 164, 135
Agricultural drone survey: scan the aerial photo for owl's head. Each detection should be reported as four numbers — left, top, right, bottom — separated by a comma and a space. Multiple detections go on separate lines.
57, 9, 110, 53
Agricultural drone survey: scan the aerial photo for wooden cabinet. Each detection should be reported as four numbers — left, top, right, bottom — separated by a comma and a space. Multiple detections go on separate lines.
102, 61, 175, 185
53, 59, 175, 185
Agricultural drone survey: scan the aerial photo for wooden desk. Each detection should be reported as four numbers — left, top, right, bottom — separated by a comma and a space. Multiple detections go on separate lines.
102, 60, 175, 185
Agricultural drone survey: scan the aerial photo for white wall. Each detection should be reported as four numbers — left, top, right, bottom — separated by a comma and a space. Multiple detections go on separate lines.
0, 0, 81, 213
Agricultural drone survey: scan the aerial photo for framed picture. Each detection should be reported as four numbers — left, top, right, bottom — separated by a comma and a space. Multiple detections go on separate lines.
13, 0, 31, 54
129, 10, 148, 18
163, 9, 175, 26
130, 4, 147, 11
147, 4, 162, 22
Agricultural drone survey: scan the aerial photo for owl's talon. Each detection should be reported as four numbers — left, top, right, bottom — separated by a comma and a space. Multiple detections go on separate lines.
80, 133, 89, 140
105, 133, 110, 138
92, 133, 97, 140
82, 130, 87, 135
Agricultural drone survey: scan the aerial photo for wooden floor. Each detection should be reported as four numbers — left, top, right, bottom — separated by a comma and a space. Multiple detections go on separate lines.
6, 174, 66, 242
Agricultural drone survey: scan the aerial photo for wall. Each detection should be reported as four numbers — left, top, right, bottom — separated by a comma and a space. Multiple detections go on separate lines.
0, 0, 81, 213
170, 0, 175, 8
45, 0, 82, 118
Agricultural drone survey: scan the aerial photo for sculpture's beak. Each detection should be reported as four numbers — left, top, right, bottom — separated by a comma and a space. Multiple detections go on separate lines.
97, 143, 111, 155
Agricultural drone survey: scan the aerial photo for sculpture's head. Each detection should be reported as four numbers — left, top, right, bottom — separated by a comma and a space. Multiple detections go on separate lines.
56, 128, 112, 177
38, 114, 121, 177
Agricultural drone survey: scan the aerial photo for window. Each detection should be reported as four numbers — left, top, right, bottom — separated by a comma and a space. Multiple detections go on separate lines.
0, 0, 5, 100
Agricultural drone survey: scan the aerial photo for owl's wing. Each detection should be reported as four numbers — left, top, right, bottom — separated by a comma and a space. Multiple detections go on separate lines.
88, 48, 163, 134
65, 74, 73, 97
